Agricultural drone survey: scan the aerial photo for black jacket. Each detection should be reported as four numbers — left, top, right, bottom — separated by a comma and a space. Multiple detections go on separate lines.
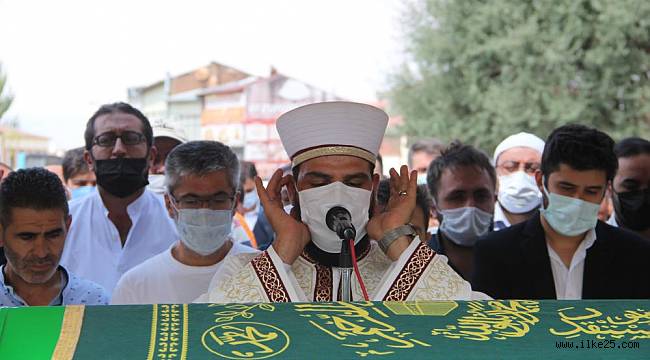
472, 213, 650, 299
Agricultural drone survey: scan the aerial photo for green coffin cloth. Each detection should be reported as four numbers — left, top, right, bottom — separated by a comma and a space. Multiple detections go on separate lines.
0, 300, 648, 359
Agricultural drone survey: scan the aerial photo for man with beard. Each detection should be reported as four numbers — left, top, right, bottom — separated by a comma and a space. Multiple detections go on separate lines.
426, 142, 497, 280
199, 102, 486, 303
608, 137, 650, 240
0, 168, 108, 306
492, 132, 545, 230
60, 102, 177, 295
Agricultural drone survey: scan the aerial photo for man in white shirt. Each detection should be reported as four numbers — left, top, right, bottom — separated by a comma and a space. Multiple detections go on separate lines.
473, 125, 650, 299
492, 132, 545, 231
60, 102, 178, 294
112, 141, 256, 304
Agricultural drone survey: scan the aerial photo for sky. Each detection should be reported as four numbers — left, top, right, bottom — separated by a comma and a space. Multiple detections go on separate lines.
0, 0, 408, 151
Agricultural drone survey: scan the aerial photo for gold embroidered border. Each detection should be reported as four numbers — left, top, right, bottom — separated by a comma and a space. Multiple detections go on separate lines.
147, 304, 187, 359
313, 264, 333, 301
146, 304, 158, 360
292, 146, 375, 167
251, 252, 291, 302
52, 305, 85, 360
181, 304, 189, 359
383, 243, 436, 301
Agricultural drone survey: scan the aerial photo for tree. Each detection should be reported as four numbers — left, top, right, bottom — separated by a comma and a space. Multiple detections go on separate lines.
0, 63, 13, 122
388, 0, 650, 152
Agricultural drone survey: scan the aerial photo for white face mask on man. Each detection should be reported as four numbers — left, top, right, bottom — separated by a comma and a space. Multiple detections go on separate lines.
438, 206, 493, 247
497, 171, 542, 214
173, 208, 233, 256
147, 174, 166, 195
299, 181, 372, 254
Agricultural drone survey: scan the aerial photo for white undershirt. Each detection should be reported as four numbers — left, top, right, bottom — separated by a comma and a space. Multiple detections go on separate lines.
111, 241, 256, 304
545, 229, 596, 300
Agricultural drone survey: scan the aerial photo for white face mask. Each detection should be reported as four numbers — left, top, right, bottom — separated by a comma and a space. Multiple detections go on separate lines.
299, 181, 372, 254
243, 190, 260, 210
174, 208, 233, 256
498, 171, 542, 214
147, 174, 166, 195
417, 173, 428, 185
540, 182, 599, 237
438, 207, 493, 247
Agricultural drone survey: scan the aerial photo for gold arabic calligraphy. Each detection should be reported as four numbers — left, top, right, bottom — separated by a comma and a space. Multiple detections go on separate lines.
550, 307, 650, 340
295, 302, 430, 357
430, 300, 540, 341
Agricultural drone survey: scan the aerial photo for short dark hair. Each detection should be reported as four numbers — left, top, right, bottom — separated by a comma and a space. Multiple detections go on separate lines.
614, 137, 650, 159
377, 179, 431, 226
165, 141, 240, 193
62, 147, 89, 182
426, 141, 496, 200
84, 102, 153, 151
541, 124, 617, 182
0, 168, 69, 228
408, 138, 445, 168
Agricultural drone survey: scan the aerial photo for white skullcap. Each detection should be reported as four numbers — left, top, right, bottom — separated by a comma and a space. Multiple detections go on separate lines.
493, 132, 545, 164
276, 102, 389, 167
153, 123, 187, 144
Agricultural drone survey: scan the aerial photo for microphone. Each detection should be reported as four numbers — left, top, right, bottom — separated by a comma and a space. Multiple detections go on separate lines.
326, 206, 356, 241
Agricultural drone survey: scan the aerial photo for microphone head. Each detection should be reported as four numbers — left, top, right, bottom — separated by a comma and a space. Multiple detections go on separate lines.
325, 206, 352, 231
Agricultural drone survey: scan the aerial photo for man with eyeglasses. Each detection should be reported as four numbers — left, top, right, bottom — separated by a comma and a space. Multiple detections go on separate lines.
111, 141, 256, 304
492, 132, 545, 231
60, 102, 178, 295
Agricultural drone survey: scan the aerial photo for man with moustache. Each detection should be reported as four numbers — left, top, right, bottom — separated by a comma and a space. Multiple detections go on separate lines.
199, 102, 486, 303
0, 168, 108, 306
60, 102, 177, 295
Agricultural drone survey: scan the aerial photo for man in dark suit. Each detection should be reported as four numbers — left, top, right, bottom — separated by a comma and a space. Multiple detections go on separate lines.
473, 124, 650, 299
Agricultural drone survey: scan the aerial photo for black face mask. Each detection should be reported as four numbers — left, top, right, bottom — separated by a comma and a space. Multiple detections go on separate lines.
612, 188, 650, 231
94, 158, 149, 198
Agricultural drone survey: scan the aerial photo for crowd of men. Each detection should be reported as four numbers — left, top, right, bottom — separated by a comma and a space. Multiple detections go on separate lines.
0, 100, 648, 307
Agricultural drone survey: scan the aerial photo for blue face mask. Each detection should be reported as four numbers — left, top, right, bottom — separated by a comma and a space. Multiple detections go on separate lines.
243, 190, 260, 210
71, 186, 95, 200
540, 181, 600, 237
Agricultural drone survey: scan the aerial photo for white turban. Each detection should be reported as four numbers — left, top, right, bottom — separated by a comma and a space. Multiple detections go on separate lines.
493, 132, 545, 165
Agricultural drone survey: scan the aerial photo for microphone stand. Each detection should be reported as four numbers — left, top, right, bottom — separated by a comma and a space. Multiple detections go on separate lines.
339, 238, 353, 302
338, 228, 355, 302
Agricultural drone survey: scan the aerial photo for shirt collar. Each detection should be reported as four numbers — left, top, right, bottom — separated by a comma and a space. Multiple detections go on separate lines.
0, 265, 69, 306
493, 202, 511, 228
95, 187, 150, 219
546, 228, 597, 269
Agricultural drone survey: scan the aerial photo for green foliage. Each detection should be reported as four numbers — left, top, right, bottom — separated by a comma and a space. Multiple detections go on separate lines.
0, 63, 13, 121
388, 0, 650, 152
